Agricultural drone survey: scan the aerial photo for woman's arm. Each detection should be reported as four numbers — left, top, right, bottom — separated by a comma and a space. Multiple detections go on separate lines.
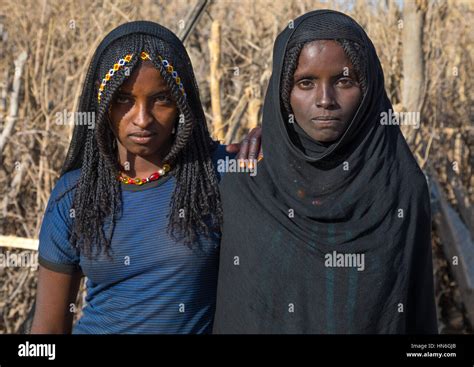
30, 265, 82, 334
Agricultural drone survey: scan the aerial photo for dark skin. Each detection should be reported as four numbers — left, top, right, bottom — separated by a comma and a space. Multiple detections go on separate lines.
109, 61, 178, 178
291, 40, 362, 143
31, 60, 262, 333
30, 267, 82, 334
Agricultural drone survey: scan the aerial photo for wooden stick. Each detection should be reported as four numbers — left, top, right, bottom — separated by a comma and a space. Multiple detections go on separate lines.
224, 87, 251, 144
0, 235, 38, 251
418, 131, 434, 169
208, 20, 224, 141
431, 176, 474, 326
0, 50, 27, 163
1, 156, 29, 218
246, 97, 261, 131
177, 0, 209, 43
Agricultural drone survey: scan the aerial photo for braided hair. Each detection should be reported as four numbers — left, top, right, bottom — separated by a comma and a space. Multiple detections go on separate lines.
280, 39, 367, 118
59, 32, 222, 258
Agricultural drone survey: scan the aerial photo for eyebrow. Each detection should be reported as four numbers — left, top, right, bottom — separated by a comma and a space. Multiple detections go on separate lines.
293, 70, 356, 81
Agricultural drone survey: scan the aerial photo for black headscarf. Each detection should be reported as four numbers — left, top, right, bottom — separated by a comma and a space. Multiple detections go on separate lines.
213, 10, 437, 334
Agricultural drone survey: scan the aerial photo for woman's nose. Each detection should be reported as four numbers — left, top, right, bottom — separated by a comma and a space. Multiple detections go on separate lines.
315, 84, 336, 109
132, 102, 154, 129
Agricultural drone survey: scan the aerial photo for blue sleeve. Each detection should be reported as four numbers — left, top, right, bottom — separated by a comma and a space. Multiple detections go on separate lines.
212, 144, 237, 181
38, 169, 82, 274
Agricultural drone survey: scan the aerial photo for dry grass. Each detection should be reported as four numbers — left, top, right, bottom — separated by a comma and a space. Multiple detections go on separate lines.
0, 0, 472, 333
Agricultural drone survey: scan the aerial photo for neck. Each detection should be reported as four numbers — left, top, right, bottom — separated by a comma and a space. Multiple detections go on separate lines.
117, 141, 172, 178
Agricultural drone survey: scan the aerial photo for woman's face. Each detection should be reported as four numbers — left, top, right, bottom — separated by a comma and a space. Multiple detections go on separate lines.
108, 61, 178, 159
290, 40, 362, 143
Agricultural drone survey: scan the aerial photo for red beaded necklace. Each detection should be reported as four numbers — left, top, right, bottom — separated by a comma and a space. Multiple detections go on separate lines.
117, 164, 171, 186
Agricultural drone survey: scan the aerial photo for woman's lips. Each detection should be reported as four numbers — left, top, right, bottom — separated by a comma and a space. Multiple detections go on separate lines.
311, 117, 340, 127
128, 133, 156, 144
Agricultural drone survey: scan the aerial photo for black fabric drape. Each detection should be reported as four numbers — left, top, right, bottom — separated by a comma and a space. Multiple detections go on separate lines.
213, 10, 437, 334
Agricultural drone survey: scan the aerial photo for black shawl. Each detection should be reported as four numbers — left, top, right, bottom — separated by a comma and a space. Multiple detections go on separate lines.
213, 10, 437, 334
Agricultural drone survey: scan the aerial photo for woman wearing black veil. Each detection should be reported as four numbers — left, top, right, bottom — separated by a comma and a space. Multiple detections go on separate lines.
213, 10, 437, 334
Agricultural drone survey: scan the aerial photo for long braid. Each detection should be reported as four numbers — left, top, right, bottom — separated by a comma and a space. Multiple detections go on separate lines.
280, 39, 367, 118
64, 32, 222, 258
281, 43, 304, 118
143, 36, 221, 243
336, 39, 367, 93
146, 38, 195, 164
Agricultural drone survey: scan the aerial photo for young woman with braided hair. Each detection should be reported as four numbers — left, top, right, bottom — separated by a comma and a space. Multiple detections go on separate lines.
213, 10, 437, 334
31, 21, 261, 334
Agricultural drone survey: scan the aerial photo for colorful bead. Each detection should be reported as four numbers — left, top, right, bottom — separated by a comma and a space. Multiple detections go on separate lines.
149, 172, 160, 181
156, 57, 185, 97
98, 51, 187, 103
140, 51, 151, 60
98, 53, 133, 103
118, 165, 171, 186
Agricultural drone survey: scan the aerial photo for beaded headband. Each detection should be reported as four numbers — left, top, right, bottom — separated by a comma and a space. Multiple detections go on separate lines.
97, 51, 186, 103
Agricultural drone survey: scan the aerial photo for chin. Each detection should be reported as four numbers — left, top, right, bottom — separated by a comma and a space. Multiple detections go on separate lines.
125, 136, 167, 155
311, 132, 341, 143
318, 137, 338, 143
301, 123, 343, 144
125, 145, 157, 157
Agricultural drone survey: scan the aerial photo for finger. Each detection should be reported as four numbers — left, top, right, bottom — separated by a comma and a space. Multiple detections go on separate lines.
226, 143, 240, 154
237, 138, 250, 166
245, 128, 261, 170
248, 136, 259, 160
242, 128, 256, 157
250, 127, 263, 163
253, 126, 262, 138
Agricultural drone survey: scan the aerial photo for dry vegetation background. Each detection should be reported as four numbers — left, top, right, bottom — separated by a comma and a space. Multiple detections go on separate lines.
0, 0, 472, 333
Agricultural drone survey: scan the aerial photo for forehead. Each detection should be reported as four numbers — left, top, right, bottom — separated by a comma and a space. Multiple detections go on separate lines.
119, 61, 168, 91
294, 40, 353, 75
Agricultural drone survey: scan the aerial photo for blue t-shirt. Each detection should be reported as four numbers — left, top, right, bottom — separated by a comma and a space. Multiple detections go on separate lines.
38, 144, 233, 334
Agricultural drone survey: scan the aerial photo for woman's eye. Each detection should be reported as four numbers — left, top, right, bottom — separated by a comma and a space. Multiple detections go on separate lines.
336, 78, 356, 88
154, 93, 172, 104
298, 80, 314, 89
116, 95, 131, 104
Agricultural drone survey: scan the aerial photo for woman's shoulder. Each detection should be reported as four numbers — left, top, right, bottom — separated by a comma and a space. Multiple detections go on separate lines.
48, 168, 81, 206
211, 144, 236, 181
58, 168, 81, 187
